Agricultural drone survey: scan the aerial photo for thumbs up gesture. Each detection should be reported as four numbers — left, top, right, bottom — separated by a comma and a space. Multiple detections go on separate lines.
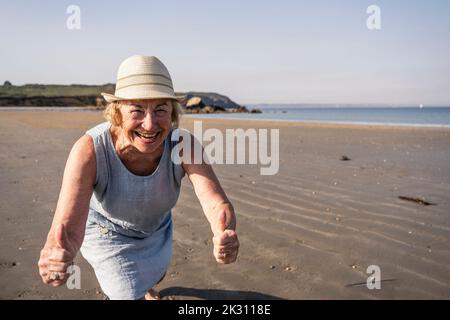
212, 212, 239, 264
38, 224, 76, 286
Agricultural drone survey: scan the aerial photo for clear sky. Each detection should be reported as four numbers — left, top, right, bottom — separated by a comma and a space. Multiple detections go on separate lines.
1, 0, 449, 105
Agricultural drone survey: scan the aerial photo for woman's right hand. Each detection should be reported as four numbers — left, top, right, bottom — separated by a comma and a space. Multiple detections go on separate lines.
38, 135, 94, 287
38, 224, 76, 287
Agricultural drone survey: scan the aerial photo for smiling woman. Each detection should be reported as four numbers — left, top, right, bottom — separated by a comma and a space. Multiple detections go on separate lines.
107, 99, 175, 176
37, 55, 239, 300
107, 99, 180, 156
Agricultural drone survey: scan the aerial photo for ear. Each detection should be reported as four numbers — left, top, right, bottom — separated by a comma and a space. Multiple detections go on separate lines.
114, 102, 123, 127
171, 101, 180, 128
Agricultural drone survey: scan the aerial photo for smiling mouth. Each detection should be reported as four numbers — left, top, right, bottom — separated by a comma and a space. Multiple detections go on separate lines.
134, 131, 160, 142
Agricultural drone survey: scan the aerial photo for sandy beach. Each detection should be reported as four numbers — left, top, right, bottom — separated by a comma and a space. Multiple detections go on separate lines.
1, 110, 450, 300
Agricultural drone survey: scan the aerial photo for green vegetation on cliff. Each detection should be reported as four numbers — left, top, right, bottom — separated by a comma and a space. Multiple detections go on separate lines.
0, 82, 245, 111
0, 82, 115, 98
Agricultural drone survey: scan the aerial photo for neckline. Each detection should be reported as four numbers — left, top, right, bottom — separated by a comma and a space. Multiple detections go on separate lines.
106, 123, 168, 179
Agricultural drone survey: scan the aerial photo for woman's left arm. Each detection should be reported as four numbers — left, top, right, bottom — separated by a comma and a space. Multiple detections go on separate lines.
182, 160, 239, 264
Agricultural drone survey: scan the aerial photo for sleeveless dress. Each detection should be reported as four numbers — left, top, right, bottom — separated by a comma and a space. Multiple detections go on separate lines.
79, 122, 185, 300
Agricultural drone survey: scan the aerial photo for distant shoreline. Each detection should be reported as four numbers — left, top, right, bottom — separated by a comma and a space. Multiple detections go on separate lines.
183, 114, 450, 129
2, 107, 450, 129
0, 106, 102, 112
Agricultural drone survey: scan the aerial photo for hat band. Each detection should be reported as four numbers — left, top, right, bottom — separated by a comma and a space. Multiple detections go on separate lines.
116, 82, 173, 91
117, 72, 172, 82
116, 73, 173, 91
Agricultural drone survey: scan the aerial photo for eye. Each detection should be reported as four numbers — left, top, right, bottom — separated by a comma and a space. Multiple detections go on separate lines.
131, 109, 144, 114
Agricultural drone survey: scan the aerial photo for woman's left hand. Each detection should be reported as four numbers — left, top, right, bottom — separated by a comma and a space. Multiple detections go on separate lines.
213, 229, 239, 264
212, 211, 239, 264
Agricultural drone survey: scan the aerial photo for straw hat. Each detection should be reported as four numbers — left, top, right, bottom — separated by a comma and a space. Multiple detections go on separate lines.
101, 55, 182, 103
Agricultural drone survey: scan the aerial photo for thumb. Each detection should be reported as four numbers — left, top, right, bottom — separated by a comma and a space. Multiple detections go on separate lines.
55, 224, 70, 250
216, 211, 227, 233
213, 229, 237, 246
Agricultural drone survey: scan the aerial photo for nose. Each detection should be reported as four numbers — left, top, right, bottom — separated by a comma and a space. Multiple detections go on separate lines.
141, 111, 157, 131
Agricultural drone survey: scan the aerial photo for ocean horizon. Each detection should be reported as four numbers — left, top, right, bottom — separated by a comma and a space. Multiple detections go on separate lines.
2, 105, 450, 127
185, 106, 450, 127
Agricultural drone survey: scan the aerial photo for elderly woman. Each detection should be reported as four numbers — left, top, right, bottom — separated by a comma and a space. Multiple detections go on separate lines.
38, 55, 239, 300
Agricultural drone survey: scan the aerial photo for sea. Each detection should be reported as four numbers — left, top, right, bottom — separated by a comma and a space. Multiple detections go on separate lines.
185, 106, 450, 128
2, 105, 450, 127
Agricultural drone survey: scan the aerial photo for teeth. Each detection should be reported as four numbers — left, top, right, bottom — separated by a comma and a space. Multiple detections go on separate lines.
136, 131, 158, 139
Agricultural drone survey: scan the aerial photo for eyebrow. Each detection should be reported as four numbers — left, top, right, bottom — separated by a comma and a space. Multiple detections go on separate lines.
154, 103, 169, 110
130, 103, 168, 108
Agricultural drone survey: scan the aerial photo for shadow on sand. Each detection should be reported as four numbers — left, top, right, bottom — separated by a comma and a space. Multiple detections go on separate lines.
159, 287, 284, 300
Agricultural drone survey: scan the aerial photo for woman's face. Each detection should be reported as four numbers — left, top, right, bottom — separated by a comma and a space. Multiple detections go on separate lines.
119, 99, 173, 154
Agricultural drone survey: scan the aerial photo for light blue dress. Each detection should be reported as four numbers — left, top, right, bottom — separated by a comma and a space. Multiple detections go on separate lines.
80, 122, 185, 300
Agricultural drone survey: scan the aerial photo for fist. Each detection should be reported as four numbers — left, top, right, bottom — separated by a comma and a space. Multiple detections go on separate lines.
38, 224, 75, 287
213, 229, 239, 264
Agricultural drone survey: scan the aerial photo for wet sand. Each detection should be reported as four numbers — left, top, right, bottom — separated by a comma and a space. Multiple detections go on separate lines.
1, 111, 450, 299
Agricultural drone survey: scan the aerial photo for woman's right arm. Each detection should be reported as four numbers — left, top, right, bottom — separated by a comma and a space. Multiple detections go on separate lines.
38, 134, 96, 286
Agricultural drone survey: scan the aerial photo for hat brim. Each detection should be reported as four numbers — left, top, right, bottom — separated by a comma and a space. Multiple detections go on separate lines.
101, 92, 184, 103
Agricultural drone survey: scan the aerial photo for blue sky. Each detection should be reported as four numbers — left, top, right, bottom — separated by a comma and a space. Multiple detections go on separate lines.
1, 0, 449, 105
